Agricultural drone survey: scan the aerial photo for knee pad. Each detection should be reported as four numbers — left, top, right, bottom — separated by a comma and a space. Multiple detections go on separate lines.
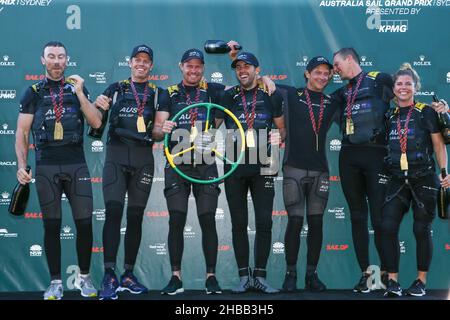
283, 178, 301, 208
195, 185, 220, 216
164, 184, 189, 213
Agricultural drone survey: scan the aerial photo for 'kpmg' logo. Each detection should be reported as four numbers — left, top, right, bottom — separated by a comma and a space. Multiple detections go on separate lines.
0, 89, 16, 99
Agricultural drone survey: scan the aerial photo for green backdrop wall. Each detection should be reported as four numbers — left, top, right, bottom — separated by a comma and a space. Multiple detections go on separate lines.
0, 0, 449, 292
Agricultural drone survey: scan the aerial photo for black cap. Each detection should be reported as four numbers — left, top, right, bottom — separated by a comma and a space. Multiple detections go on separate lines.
180, 48, 204, 64
306, 56, 333, 72
131, 44, 153, 60
231, 52, 259, 68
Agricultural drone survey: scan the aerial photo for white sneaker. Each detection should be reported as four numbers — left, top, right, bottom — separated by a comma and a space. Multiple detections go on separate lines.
74, 273, 97, 298
43, 280, 63, 300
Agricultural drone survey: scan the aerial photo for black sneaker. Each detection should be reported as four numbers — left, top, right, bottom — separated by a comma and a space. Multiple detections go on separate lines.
253, 277, 279, 294
384, 279, 402, 297
405, 279, 426, 297
205, 276, 222, 294
282, 272, 297, 293
161, 276, 184, 295
305, 271, 326, 292
231, 276, 252, 294
353, 273, 371, 293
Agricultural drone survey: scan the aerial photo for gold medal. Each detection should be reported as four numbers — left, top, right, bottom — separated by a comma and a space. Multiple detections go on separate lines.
246, 129, 255, 148
137, 115, 146, 133
346, 118, 354, 135
400, 153, 408, 171
190, 126, 198, 142
54, 121, 64, 140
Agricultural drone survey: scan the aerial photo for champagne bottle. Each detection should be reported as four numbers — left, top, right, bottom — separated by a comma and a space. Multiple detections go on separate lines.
204, 40, 242, 54
438, 168, 449, 219
8, 166, 31, 216
88, 107, 109, 139
434, 94, 450, 144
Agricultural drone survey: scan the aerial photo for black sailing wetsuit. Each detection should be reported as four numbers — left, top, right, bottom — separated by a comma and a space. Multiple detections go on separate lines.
278, 85, 339, 274
20, 78, 93, 280
332, 71, 394, 273
217, 84, 283, 278
101, 79, 160, 272
158, 81, 224, 274
381, 102, 441, 273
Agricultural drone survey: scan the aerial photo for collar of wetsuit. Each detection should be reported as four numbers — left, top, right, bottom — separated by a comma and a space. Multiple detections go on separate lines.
349, 71, 365, 85
304, 87, 323, 96
44, 78, 64, 88
180, 82, 199, 92
129, 77, 147, 88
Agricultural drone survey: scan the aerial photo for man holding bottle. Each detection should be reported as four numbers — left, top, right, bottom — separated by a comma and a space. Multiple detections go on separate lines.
93, 44, 163, 300
15, 41, 102, 300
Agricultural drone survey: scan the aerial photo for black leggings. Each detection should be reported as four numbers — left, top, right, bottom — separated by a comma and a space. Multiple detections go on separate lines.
339, 145, 387, 272
35, 162, 94, 280
44, 217, 93, 280
381, 173, 438, 273
164, 164, 220, 273
282, 166, 329, 271
102, 143, 154, 271
224, 166, 275, 272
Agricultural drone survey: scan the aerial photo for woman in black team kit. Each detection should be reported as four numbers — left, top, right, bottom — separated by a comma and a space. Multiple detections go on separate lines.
96, 45, 161, 300
216, 52, 285, 294
332, 48, 394, 292
382, 64, 449, 298
277, 57, 339, 292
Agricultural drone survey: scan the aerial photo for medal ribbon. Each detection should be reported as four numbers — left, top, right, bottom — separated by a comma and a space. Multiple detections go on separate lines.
346, 72, 364, 122
240, 86, 258, 129
49, 79, 65, 123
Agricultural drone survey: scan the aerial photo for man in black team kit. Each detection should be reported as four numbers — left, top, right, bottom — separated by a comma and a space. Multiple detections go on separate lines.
95, 45, 162, 300
216, 52, 285, 294
332, 47, 394, 292
276, 56, 339, 292
15, 41, 102, 300
153, 49, 226, 295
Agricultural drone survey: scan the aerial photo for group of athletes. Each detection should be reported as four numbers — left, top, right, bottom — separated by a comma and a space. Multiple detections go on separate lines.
14, 40, 448, 300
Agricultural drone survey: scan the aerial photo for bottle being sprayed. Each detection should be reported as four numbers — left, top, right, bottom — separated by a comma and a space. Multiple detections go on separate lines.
204, 40, 242, 54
